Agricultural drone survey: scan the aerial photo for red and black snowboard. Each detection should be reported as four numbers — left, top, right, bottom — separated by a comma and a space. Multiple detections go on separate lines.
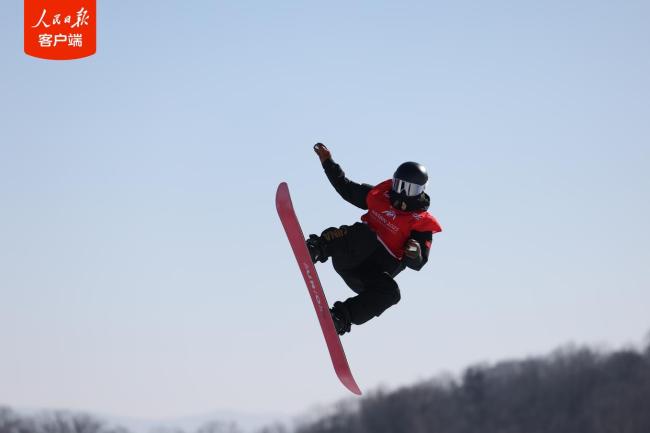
275, 182, 362, 395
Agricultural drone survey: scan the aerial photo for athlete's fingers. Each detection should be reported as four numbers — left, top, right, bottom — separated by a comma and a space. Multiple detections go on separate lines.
314, 143, 332, 162
404, 239, 421, 258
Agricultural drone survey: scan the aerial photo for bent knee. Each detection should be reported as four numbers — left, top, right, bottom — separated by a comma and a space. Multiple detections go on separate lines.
388, 286, 401, 306
379, 275, 401, 306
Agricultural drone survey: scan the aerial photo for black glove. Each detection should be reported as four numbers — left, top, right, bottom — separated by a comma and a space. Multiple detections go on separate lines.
403, 239, 422, 260
313, 143, 332, 163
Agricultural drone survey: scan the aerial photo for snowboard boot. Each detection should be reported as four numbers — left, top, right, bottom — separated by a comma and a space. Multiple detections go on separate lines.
306, 226, 350, 264
306, 234, 328, 264
330, 301, 352, 336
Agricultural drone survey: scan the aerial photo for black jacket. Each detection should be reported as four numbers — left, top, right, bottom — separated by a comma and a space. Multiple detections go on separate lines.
322, 158, 433, 271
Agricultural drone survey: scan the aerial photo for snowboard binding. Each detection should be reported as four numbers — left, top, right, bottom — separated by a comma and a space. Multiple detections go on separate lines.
330, 302, 352, 335
306, 234, 329, 264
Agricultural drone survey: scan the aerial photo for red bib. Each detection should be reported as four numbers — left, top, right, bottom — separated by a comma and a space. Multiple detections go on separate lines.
361, 180, 442, 259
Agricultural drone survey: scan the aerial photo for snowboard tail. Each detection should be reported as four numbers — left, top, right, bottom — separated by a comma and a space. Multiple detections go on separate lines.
275, 182, 362, 395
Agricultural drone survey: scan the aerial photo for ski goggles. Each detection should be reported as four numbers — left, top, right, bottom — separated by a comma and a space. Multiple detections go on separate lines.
392, 178, 426, 196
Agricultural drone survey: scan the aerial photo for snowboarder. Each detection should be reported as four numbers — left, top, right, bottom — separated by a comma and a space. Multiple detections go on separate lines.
307, 143, 442, 335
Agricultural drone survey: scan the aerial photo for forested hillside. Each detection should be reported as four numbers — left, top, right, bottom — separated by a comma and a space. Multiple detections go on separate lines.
3, 340, 649, 433
295, 342, 650, 433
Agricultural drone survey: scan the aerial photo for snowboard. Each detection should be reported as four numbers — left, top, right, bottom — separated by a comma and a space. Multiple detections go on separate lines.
275, 182, 362, 395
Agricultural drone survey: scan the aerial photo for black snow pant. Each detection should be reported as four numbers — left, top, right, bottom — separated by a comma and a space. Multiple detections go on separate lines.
319, 222, 404, 326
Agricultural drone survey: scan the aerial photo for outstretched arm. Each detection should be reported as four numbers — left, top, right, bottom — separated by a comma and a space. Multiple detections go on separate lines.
314, 143, 372, 210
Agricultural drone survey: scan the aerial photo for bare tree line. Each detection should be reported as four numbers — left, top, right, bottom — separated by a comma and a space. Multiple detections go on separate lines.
0, 409, 265, 433
3, 337, 650, 433
295, 340, 650, 433
0, 407, 293, 433
0, 408, 125, 433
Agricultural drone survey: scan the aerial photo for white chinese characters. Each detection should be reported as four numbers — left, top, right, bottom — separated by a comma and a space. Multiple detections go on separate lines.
37, 33, 84, 48
31, 7, 90, 48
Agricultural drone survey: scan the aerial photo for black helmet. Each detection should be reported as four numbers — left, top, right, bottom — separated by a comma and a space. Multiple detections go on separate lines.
392, 161, 428, 197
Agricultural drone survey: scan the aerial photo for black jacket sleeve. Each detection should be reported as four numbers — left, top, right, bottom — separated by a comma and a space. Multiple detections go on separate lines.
403, 230, 432, 271
322, 158, 373, 210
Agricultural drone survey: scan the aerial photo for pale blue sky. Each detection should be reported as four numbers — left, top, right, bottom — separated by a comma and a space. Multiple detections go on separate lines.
1, 0, 649, 421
